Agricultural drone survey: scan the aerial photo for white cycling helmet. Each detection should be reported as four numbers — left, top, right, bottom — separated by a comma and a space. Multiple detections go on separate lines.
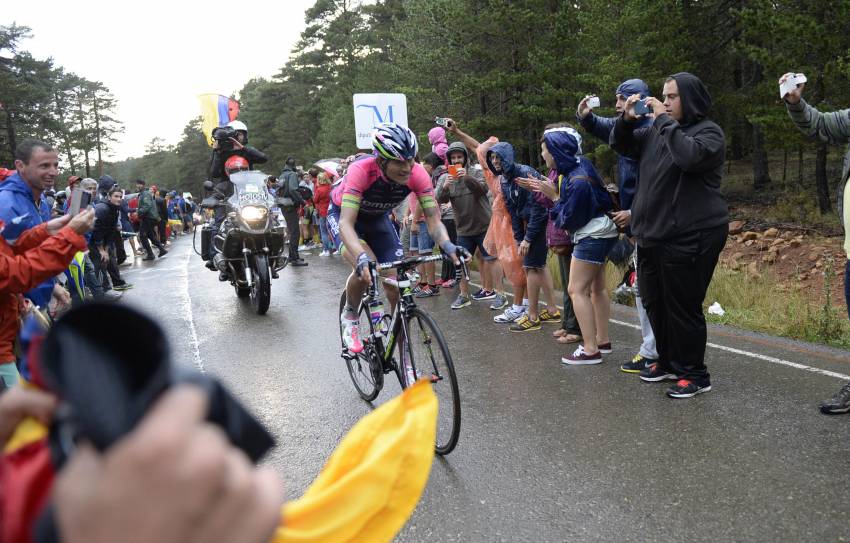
226, 120, 248, 133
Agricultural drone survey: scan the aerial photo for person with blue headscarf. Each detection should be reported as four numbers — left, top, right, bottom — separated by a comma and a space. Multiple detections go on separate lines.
577, 79, 660, 375
519, 126, 619, 365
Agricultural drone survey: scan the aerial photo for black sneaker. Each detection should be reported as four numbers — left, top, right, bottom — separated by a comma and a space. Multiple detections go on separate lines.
666, 379, 712, 398
639, 363, 678, 382
820, 381, 850, 414
112, 283, 134, 291
620, 354, 657, 374
158, 248, 168, 257
142, 254, 155, 261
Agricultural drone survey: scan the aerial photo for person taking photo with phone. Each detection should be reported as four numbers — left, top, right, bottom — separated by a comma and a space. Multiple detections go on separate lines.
0, 139, 75, 312
577, 79, 660, 373
780, 71, 850, 414
610, 72, 728, 399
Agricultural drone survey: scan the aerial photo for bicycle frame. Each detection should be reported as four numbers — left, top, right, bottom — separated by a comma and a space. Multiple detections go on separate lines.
358, 254, 465, 385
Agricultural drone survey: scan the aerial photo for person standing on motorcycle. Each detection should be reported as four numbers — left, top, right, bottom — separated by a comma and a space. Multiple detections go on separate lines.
276, 157, 309, 267
205, 121, 268, 268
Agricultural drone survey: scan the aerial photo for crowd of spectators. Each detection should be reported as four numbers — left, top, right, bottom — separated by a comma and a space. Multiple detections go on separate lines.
302, 71, 849, 411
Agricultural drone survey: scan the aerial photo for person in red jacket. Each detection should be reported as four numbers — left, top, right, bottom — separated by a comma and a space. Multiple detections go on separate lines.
313, 172, 334, 256
0, 209, 94, 387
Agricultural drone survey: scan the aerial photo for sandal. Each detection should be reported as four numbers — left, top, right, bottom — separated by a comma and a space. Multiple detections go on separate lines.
553, 329, 568, 338
556, 334, 582, 344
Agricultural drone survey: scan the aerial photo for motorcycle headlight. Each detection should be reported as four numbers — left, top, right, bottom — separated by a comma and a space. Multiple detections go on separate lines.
240, 205, 268, 222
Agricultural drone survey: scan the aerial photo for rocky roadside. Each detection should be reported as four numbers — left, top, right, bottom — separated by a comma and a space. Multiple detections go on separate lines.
720, 220, 846, 307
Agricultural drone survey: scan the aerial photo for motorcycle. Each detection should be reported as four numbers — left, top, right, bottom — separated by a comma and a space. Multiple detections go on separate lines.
195, 171, 287, 315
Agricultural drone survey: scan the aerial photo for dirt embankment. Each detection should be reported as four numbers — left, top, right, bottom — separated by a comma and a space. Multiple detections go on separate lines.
721, 219, 846, 308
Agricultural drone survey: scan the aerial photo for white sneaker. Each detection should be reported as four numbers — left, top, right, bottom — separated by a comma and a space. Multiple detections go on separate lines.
333, 249, 342, 255
494, 306, 527, 323
320, 250, 331, 257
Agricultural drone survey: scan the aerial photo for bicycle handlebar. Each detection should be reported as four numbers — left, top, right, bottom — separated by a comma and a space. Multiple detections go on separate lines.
368, 252, 471, 288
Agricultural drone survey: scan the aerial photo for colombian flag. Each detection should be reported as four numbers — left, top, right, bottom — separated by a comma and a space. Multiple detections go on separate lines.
198, 94, 240, 146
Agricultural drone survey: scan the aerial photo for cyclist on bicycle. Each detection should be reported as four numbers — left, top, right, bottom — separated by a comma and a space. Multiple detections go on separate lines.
328, 123, 467, 353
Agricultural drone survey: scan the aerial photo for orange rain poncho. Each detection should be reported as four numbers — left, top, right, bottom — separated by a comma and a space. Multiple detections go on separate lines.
477, 137, 526, 287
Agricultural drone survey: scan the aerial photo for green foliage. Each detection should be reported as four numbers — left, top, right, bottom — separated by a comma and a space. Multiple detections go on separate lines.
15, 1, 850, 207
0, 25, 122, 176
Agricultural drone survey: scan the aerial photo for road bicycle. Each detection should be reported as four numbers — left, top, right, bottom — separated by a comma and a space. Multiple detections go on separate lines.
339, 253, 465, 455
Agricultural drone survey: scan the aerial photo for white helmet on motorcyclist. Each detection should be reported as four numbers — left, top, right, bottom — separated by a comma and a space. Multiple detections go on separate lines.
226, 120, 248, 134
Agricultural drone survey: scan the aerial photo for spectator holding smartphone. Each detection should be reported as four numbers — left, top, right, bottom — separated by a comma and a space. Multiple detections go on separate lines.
0, 139, 72, 311
0, 207, 94, 386
577, 79, 660, 373
780, 72, 850, 414
611, 72, 728, 399
436, 141, 495, 309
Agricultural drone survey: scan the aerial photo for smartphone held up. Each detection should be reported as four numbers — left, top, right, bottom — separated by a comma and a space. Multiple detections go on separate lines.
633, 99, 652, 116
780, 73, 806, 99
586, 96, 600, 109
434, 116, 450, 128
68, 186, 92, 217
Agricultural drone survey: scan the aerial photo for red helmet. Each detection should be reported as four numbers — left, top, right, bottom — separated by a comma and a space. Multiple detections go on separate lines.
225, 155, 249, 174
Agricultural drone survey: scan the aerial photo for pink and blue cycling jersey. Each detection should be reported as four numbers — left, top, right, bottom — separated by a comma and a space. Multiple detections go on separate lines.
331, 157, 436, 217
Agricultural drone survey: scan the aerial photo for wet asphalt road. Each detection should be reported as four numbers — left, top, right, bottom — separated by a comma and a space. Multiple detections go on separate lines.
119, 236, 850, 542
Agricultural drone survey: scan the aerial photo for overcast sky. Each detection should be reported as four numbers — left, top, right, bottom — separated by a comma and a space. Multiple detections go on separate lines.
5, 0, 315, 160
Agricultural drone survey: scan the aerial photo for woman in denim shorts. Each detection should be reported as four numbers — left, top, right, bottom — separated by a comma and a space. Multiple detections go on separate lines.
521, 126, 618, 365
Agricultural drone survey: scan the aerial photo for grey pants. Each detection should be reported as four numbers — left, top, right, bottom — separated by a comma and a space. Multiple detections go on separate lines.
633, 248, 658, 360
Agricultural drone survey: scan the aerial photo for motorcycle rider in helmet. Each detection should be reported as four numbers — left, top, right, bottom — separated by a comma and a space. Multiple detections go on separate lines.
206, 155, 251, 276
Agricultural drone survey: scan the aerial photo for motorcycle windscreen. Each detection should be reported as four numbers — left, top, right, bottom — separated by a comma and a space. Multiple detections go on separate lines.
229, 171, 272, 208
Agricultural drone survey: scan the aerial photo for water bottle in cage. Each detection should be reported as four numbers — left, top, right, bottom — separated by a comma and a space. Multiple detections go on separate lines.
368, 299, 385, 333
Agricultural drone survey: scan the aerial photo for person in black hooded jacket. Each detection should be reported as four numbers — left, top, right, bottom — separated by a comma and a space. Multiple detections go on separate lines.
610, 72, 728, 399
91, 187, 132, 292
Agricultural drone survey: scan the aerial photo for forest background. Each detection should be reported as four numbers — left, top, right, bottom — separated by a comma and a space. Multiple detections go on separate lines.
4, 0, 850, 215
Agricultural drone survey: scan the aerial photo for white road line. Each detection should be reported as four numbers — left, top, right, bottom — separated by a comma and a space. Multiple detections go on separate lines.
608, 319, 850, 380
473, 282, 850, 381
178, 249, 204, 372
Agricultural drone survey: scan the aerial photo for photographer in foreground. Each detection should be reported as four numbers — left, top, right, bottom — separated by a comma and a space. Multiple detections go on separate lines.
781, 72, 850, 415
0, 384, 282, 543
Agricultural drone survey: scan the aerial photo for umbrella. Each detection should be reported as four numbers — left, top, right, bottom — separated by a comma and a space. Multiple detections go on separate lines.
315, 159, 342, 179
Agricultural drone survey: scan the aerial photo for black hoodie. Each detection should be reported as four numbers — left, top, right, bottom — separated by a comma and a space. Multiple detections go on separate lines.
610, 72, 728, 244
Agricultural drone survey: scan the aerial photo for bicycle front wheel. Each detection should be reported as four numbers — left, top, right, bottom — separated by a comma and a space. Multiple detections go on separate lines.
402, 308, 461, 455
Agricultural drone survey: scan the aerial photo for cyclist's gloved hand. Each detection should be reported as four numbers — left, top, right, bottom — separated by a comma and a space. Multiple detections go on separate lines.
355, 252, 373, 284
439, 240, 468, 265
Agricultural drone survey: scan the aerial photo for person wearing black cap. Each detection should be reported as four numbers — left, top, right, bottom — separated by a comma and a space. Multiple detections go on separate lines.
611, 72, 728, 399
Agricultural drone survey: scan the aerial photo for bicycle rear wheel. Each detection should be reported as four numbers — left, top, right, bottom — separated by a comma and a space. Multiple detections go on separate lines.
339, 291, 382, 401
401, 308, 461, 455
